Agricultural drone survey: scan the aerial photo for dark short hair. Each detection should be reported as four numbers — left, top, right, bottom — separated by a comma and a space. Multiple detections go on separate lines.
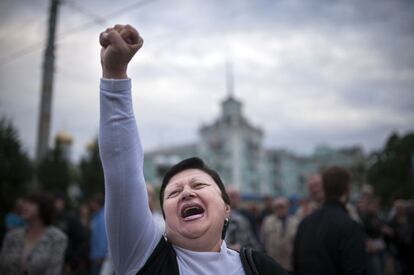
25, 192, 55, 225
322, 166, 351, 201
159, 157, 231, 216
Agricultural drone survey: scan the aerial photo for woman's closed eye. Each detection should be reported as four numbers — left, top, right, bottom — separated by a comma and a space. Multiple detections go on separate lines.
167, 190, 180, 198
194, 183, 208, 189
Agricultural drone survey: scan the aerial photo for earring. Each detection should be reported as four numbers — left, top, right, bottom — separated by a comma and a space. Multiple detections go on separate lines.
221, 217, 230, 240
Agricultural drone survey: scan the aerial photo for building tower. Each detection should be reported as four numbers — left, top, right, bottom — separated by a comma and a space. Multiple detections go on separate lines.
55, 131, 73, 163
199, 61, 264, 194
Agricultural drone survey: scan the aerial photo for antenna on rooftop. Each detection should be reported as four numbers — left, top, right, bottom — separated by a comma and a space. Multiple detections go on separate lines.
225, 48, 235, 99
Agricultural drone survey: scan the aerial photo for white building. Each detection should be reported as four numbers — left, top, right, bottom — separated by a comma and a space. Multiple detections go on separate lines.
143, 93, 366, 197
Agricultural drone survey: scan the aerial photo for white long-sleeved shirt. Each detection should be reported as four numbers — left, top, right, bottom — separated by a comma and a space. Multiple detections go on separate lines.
99, 79, 245, 275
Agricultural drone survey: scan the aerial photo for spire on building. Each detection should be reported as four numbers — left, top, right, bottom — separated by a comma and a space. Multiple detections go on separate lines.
222, 57, 243, 123
226, 57, 234, 98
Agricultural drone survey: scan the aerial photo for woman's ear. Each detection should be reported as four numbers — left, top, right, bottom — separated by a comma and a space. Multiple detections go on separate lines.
225, 203, 231, 218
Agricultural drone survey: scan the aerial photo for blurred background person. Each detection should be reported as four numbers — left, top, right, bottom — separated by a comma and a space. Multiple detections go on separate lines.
54, 192, 87, 275
4, 197, 26, 231
146, 183, 165, 232
79, 201, 91, 230
387, 199, 414, 275
88, 194, 107, 275
225, 185, 262, 251
261, 196, 298, 272
295, 174, 324, 220
360, 197, 387, 275
76, 201, 92, 273
0, 192, 67, 275
293, 166, 367, 275
356, 184, 376, 222
257, 195, 274, 228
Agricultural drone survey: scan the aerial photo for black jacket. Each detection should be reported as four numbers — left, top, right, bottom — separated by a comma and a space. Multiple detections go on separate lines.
137, 236, 287, 275
293, 200, 367, 275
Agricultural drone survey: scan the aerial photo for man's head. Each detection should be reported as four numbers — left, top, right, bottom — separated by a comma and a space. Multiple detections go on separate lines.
322, 166, 351, 202
306, 174, 324, 202
159, 157, 231, 251
273, 197, 289, 219
361, 184, 374, 199
263, 195, 273, 210
89, 194, 104, 213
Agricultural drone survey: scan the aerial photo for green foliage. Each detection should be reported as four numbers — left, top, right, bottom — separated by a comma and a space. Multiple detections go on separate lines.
0, 118, 32, 220
37, 138, 72, 192
78, 138, 104, 198
368, 132, 414, 205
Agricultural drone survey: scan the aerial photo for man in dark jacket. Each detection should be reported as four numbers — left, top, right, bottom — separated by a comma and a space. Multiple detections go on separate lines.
293, 166, 367, 275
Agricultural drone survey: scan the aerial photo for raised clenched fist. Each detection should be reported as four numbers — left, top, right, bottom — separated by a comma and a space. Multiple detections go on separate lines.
99, 24, 143, 79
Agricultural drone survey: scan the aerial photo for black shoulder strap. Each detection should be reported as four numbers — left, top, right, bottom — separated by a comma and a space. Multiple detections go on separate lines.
240, 247, 289, 275
137, 237, 179, 275
240, 247, 259, 275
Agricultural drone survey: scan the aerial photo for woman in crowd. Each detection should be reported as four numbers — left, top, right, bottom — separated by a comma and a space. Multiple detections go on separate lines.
98, 24, 287, 275
0, 192, 67, 275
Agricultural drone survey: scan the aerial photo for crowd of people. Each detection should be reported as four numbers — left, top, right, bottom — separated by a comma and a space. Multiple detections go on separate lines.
0, 183, 166, 275
1, 24, 413, 275
0, 173, 413, 275
222, 174, 414, 275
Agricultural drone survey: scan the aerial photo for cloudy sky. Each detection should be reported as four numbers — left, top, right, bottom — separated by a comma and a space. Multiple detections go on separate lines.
0, 0, 413, 162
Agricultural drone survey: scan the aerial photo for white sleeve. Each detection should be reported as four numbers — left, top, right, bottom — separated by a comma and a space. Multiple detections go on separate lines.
99, 79, 162, 275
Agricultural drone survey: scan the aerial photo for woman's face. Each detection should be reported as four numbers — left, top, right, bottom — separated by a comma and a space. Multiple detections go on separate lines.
163, 169, 230, 251
21, 200, 39, 221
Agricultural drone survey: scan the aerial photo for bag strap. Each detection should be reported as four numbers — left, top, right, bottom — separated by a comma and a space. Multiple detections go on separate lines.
240, 247, 259, 275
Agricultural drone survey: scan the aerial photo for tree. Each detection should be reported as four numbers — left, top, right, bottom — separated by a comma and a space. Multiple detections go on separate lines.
368, 132, 414, 206
37, 136, 72, 192
78, 138, 104, 198
0, 118, 32, 225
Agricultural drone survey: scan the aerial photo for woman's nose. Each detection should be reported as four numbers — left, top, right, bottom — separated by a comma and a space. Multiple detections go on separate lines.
181, 188, 195, 200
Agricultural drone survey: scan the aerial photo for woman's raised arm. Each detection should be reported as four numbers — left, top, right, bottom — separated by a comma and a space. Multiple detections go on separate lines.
98, 24, 162, 275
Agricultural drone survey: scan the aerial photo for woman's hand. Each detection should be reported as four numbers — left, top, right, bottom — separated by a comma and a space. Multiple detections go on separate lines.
99, 24, 143, 79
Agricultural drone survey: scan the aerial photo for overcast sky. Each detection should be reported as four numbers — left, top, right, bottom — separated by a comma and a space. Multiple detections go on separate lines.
0, 0, 413, 162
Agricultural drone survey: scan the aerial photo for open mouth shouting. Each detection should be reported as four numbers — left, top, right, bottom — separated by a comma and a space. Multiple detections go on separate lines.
181, 203, 205, 221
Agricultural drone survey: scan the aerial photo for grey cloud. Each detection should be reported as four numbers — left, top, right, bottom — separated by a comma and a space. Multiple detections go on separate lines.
1, 0, 413, 161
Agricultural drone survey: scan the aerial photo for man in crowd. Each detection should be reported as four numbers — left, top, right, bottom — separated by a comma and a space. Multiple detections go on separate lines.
388, 199, 414, 275
146, 183, 165, 232
261, 197, 298, 272
293, 166, 367, 275
225, 185, 262, 251
295, 174, 324, 219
